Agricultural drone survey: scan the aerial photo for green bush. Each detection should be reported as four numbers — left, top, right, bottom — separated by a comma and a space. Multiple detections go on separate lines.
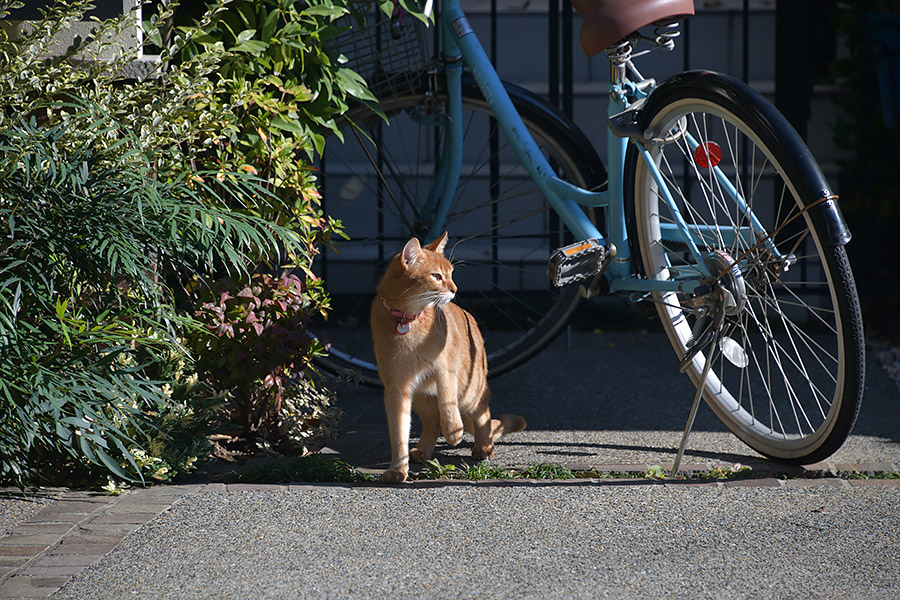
0, 99, 290, 486
175, 0, 375, 223
190, 273, 334, 451
0, 0, 391, 487
167, 0, 425, 459
174, 0, 430, 228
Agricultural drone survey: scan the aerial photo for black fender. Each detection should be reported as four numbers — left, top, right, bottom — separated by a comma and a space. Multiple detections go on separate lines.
633, 70, 851, 246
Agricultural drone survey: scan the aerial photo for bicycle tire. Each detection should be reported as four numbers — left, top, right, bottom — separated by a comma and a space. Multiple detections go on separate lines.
627, 71, 865, 464
314, 76, 606, 386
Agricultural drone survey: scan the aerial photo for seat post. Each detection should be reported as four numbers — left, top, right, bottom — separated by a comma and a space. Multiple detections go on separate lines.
607, 38, 632, 88
611, 57, 627, 87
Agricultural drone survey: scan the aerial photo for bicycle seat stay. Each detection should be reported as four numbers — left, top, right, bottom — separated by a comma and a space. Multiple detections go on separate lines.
571, 0, 695, 56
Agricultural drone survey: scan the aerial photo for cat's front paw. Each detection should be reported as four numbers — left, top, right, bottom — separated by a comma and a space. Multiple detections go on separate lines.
381, 467, 408, 483
472, 444, 494, 461
409, 448, 430, 463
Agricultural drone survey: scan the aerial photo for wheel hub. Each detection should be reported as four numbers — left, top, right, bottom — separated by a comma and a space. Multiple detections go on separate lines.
705, 250, 747, 317
678, 250, 749, 372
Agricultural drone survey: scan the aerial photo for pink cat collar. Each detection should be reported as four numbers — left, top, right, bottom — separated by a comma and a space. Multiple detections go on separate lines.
382, 300, 423, 335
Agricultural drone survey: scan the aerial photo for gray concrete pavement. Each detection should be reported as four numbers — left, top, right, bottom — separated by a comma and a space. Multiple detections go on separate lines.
1, 329, 898, 599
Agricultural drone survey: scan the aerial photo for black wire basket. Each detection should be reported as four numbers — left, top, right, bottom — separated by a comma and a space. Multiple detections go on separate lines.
331, 5, 432, 100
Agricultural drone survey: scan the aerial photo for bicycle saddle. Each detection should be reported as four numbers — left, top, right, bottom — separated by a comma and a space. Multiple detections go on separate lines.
571, 0, 695, 57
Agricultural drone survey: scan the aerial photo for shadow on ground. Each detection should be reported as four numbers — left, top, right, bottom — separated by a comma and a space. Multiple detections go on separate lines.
327, 325, 900, 473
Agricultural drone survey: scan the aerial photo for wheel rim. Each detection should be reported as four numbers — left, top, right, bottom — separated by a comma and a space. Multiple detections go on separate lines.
634, 99, 847, 459
314, 93, 589, 381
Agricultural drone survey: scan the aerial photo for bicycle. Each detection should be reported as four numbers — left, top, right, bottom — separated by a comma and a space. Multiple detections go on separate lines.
311, 0, 866, 469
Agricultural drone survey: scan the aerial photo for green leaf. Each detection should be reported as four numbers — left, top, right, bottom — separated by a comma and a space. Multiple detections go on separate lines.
334, 68, 376, 102
270, 114, 304, 134
55, 422, 72, 443
294, 84, 316, 102
311, 132, 325, 157
261, 10, 279, 42
84, 432, 110, 450
303, 5, 347, 19
233, 39, 268, 54
60, 416, 93, 429
236, 29, 258, 44
79, 435, 98, 463
95, 445, 138, 482
377, 0, 394, 18
397, 0, 435, 24
647, 465, 666, 479
55, 297, 72, 347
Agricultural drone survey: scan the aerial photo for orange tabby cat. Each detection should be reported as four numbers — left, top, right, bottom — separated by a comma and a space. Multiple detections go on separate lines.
371, 232, 526, 482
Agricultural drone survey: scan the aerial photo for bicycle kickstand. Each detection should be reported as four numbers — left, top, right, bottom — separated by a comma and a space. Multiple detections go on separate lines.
671, 330, 721, 478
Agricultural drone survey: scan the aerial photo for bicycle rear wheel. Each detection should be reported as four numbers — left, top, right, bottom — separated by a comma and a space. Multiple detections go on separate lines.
315, 77, 606, 385
629, 71, 865, 464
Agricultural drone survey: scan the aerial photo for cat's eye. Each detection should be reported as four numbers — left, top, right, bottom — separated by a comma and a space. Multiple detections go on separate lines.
431, 273, 443, 282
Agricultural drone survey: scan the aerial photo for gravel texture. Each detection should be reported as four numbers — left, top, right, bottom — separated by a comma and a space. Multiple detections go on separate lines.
0, 491, 54, 535
51, 485, 900, 600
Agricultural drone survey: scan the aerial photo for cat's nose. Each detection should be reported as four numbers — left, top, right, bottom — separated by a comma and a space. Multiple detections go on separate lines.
448, 282, 457, 294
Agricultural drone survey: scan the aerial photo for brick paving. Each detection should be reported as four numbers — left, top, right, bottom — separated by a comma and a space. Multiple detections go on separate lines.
0, 487, 197, 599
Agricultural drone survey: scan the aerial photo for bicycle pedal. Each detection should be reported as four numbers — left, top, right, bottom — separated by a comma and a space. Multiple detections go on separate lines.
548, 239, 615, 288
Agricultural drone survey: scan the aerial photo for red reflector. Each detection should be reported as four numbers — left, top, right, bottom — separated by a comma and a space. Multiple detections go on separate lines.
695, 142, 722, 168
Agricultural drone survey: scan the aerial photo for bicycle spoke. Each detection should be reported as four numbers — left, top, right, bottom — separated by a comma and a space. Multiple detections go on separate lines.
634, 84, 863, 461
752, 292, 841, 373
743, 290, 815, 435
312, 85, 598, 382
350, 125, 419, 233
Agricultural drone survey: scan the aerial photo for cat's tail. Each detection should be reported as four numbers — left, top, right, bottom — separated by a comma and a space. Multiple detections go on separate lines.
491, 414, 527, 439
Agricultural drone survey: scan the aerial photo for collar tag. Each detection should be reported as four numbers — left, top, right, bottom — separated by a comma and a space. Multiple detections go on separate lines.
382, 299, 422, 335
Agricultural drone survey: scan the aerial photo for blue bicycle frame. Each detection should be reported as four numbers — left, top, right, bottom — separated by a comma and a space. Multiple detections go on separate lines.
422, 0, 770, 296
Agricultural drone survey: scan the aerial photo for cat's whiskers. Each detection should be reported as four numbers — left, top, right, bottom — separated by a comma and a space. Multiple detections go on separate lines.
400, 289, 448, 312
446, 245, 465, 269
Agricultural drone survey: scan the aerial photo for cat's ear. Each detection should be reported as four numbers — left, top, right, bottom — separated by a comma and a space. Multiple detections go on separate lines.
424, 231, 448, 255
401, 237, 421, 269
